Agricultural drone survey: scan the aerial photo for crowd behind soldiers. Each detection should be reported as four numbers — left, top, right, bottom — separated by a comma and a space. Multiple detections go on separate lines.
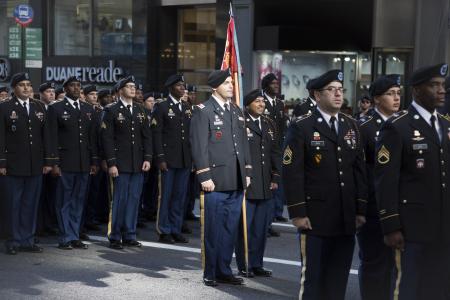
0, 62, 449, 300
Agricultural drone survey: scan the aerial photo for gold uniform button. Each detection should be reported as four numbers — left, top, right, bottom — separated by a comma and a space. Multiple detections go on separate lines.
338, 158, 342, 163
339, 171, 343, 175
402, 199, 407, 204
30, 141, 33, 145
337, 146, 341, 151
340, 182, 345, 187
443, 183, 446, 188
80, 140, 82, 143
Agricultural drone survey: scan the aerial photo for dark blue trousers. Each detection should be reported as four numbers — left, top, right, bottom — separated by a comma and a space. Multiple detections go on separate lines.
236, 198, 272, 270
184, 171, 199, 217
272, 181, 285, 219
37, 174, 58, 232
299, 233, 355, 300
108, 172, 144, 241
55, 172, 89, 244
4, 175, 42, 248
392, 241, 450, 300
156, 168, 190, 235
202, 190, 243, 280
357, 216, 394, 300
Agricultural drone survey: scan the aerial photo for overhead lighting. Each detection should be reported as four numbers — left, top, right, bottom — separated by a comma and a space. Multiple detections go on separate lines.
344, 57, 350, 62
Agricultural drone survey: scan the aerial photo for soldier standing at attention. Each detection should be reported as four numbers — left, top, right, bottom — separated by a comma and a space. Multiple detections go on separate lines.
190, 69, 252, 287
282, 70, 367, 300
375, 63, 450, 300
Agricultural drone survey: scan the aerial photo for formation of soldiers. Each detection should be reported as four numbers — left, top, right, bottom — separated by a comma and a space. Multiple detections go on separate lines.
0, 62, 449, 299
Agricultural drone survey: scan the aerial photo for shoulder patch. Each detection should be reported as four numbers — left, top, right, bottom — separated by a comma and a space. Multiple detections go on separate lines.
359, 115, 373, 126
295, 112, 313, 123
341, 112, 357, 122
390, 110, 408, 123
197, 103, 205, 109
438, 112, 450, 122
49, 99, 63, 105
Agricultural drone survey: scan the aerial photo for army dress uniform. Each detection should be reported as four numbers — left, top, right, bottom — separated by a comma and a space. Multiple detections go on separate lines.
190, 78, 252, 283
48, 86, 99, 247
152, 91, 192, 240
235, 108, 281, 275
292, 79, 318, 119
283, 107, 367, 299
101, 97, 152, 245
0, 76, 55, 253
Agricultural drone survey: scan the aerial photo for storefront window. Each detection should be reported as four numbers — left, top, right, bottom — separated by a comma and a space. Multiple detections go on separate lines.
93, 0, 133, 56
0, 0, 29, 56
178, 7, 216, 99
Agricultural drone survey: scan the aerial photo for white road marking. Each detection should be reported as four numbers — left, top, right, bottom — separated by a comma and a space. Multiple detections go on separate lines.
88, 235, 359, 275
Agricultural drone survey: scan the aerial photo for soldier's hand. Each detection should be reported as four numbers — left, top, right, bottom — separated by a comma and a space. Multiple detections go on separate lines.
246, 176, 251, 188
356, 215, 366, 229
109, 166, 119, 178
384, 231, 405, 251
142, 161, 151, 172
43, 166, 52, 174
270, 182, 278, 190
90, 165, 98, 175
51, 165, 61, 177
201, 179, 215, 192
292, 217, 312, 230
159, 162, 168, 172
0, 168, 6, 176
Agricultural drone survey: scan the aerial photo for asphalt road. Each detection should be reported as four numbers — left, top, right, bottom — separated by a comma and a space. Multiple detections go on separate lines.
0, 208, 362, 300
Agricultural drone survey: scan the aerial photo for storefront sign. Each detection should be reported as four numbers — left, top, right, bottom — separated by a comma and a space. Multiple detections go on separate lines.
13, 4, 34, 27
45, 60, 124, 83
25, 28, 42, 68
0, 58, 11, 82
8, 27, 21, 59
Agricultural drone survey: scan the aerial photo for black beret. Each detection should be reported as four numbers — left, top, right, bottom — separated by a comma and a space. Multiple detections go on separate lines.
136, 83, 143, 91
369, 74, 401, 97
410, 63, 448, 86
143, 92, 156, 100
261, 73, 277, 90
10, 72, 31, 88
244, 89, 264, 106
306, 78, 316, 91
208, 69, 231, 88
39, 82, 56, 93
309, 70, 344, 90
186, 84, 197, 92
55, 87, 65, 97
83, 84, 97, 95
0, 86, 9, 93
164, 74, 185, 88
117, 75, 136, 90
359, 94, 371, 102
97, 89, 111, 98
62, 76, 81, 87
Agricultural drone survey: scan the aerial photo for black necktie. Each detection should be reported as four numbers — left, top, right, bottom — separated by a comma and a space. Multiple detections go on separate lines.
73, 101, 79, 111
330, 116, 338, 137
224, 103, 230, 111
127, 104, 132, 115
430, 115, 441, 142
254, 119, 260, 129
22, 102, 28, 115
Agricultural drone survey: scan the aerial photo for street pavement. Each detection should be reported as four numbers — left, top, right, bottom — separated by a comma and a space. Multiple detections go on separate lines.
0, 207, 362, 300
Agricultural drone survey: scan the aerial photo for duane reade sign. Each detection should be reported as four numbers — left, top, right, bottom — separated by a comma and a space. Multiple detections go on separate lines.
46, 60, 124, 83
0, 58, 11, 82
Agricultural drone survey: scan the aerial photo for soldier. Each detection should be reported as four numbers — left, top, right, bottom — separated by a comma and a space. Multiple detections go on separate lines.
292, 79, 317, 118
98, 89, 113, 107
0, 73, 54, 255
101, 75, 152, 250
48, 76, 99, 250
83, 85, 98, 107
357, 75, 401, 300
375, 63, 450, 300
152, 74, 192, 244
0, 86, 10, 101
354, 95, 372, 120
55, 87, 65, 101
282, 70, 367, 300
135, 83, 144, 104
190, 69, 252, 286
235, 89, 281, 277
39, 82, 56, 107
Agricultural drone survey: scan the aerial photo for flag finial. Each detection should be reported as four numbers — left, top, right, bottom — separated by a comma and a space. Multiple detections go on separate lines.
229, 2, 233, 17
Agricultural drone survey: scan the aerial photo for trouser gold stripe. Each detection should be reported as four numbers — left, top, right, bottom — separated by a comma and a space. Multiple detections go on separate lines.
299, 233, 307, 300
242, 194, 249, 274
155, 172, 162, 235
107, 176, 114, 237
200, 191, 205, 271
393, 249, 402, 300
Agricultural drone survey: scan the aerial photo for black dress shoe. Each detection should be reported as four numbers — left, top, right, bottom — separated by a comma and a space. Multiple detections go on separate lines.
185, 212, 199, 221
238, 269, 254, 278
109, 240, 124, 250
71, 240, 89, 249
58, 243, 73, 250
79, 232, 90, 241
268, 227, 280, 237
203, 278, 218, 287
252, 267, 272, 277
18, 245, 43, 253
275, 216, 288, 222
5, 246, 17, 255
123, 240, 142, 247
171, 233, 188, 243
216, 275, 244, 285
181, 223, 192, 234
158, 234, 175, 244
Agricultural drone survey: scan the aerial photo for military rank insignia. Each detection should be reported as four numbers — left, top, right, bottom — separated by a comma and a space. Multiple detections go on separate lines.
377, 145, 390, 164
314, 154, 322, 165
101, 122, 107, 129
283, 146, 293, 165
168, 108, 175, 117
151, 118, 157, 126
35, 112, 44, 121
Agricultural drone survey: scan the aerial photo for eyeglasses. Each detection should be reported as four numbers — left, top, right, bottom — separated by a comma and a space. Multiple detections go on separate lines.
319, 86, 345, 94
382, 91, 402, 97
125, 84, 136, 89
